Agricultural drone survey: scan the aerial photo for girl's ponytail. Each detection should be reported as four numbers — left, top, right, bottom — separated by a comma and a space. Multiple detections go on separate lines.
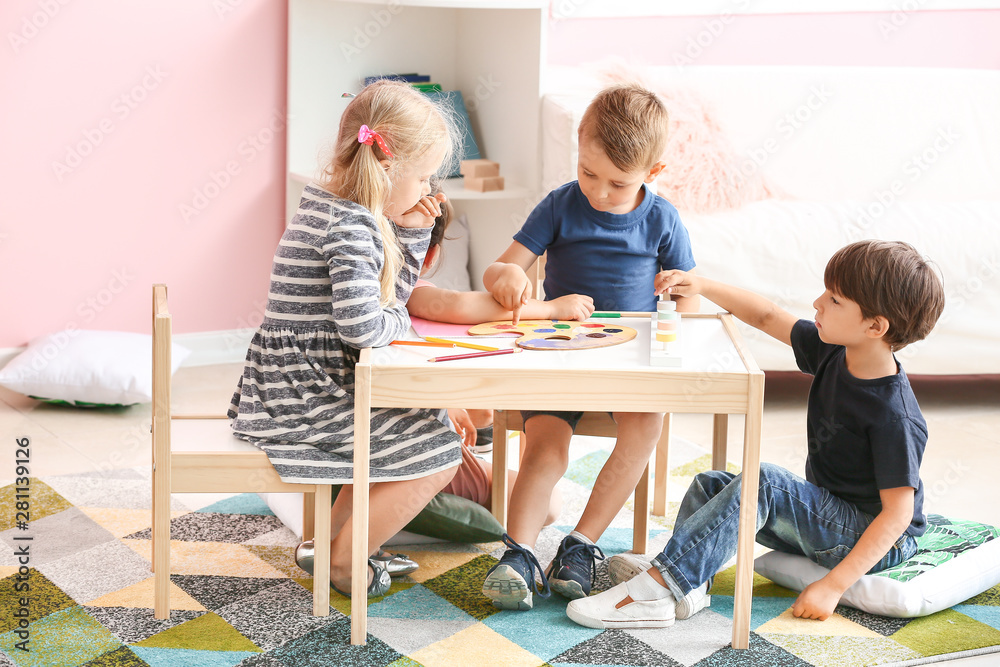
321, 81, 456, 307
336, 130, 402, 308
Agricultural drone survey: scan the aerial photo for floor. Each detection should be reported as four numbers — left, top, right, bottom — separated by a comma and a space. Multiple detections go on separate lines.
2, 364, 999, 664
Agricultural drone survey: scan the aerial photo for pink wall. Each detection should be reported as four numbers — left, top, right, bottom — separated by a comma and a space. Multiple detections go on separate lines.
549, 9, 1000, 70
0, 0, 287, 348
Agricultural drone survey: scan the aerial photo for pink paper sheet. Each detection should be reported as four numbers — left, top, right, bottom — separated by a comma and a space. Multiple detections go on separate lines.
408, 316, 475, 338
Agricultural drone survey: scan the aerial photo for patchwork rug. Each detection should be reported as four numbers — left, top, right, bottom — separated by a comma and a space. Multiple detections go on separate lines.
2, 435, 999, 667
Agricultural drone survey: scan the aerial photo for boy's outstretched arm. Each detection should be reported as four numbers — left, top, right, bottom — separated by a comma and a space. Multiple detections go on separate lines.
792, 486, 915, 620
655, 270, 797, 346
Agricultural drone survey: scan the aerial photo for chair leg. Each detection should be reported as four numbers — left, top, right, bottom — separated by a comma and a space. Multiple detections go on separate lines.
302, 492, 315, 542
152, 457, 171, 619
312, 486, 331, 616
713, 414, 728, 471
652, 413, 671, 516
491, 410, 510, 529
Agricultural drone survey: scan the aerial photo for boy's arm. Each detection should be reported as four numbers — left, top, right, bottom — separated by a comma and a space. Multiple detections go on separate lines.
792, 486, 915, 621
670, 268, 700, 313
483, 241, 540, 324
407, 286, 594, 323
656, 271, 797, 346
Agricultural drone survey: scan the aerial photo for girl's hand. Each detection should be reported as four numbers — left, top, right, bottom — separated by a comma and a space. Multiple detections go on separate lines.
393, 192, 447, 229
447, 408, 477, 448
491, 265, 532, 324
791, 579, 842, 621
547, 294, 595, 321
654, 269, 701, 298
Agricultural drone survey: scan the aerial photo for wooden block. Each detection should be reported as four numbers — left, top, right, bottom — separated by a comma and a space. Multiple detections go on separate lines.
464, 175, 504, 192
460, 159, 499, 178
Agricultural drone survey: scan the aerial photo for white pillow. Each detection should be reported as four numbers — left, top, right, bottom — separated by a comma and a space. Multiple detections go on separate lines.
426, 211, 472, 292
0, 330, 190, 407
754, 515, 1000, 618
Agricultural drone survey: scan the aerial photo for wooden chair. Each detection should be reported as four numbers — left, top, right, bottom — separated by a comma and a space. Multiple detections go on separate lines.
491, 411, 732, 554
490, 411, 663, 554
151, 284, 333, 618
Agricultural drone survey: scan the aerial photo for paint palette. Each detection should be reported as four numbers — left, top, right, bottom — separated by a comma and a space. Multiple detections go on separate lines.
466, 320, 637, 351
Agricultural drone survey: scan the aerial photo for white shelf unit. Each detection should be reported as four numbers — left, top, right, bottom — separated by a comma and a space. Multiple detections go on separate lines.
287, 0, 548, 289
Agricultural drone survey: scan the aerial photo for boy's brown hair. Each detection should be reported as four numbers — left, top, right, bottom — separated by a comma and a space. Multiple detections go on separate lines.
824, 240, 945, 350
578, 84, 669, 173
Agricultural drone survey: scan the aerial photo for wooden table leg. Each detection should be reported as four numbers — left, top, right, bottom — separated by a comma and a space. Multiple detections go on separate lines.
652, 413, 671, 517
350, 359, 372, 645
731, 375, 764, 650
491, 410, 509, 530
313, 484, 331, 616
632, 461, 651, 553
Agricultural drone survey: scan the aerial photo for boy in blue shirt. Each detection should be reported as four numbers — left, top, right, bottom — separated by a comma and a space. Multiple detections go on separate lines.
481, 84, 698, 610
566, 240, 945, 628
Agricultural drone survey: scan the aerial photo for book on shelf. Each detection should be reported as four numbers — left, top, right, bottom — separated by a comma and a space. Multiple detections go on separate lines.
363, 73, 431, 85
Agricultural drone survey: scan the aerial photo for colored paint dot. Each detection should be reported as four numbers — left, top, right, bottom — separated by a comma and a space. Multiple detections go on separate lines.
496, 324, 516, 329
553, 324, 571, 329
534, 328, 557, 333
603, 328, 623, 333
586, 333, 608, 338
583, 323, 605, 328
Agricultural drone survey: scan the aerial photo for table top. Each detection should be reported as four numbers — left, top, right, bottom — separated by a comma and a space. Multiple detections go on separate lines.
359, 314, 762, 415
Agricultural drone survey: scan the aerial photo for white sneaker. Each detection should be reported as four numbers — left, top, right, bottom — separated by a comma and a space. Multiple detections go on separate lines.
606, 554, 711, 620
565, 579, 675, 629
607, 553, 652, 586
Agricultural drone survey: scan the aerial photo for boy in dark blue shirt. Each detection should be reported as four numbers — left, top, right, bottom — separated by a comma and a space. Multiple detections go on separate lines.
567, 240, 945, 628
481, 84, 697, 611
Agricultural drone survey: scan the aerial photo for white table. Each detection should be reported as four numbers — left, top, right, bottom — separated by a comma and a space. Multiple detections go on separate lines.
351, 312, 764, 649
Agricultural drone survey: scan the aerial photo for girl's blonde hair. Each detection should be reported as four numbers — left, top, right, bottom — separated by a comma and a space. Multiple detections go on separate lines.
321, 80, 457, 306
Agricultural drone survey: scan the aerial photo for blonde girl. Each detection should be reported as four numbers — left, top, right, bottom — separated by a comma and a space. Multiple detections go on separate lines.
228, 80, 461, 596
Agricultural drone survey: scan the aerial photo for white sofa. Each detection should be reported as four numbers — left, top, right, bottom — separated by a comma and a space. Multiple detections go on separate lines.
541, 65, 1000, 375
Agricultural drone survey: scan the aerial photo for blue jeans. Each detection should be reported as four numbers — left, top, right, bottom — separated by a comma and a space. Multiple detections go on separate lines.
652, 463, 918, 598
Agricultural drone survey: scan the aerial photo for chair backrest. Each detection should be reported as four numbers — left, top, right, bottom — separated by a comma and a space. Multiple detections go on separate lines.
152, 284, 171, 466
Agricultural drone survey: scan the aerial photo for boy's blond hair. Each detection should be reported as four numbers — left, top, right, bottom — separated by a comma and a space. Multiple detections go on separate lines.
578, 84, 669, 173
824, 240, 945, 350
321, 80, 457, 306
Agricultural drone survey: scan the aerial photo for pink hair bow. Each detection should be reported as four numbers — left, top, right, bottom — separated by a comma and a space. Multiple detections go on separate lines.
357, 124, 394, 159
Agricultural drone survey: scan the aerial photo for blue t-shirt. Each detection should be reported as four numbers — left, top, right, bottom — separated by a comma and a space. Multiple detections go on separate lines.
791, 319, 928, 536
513, 181, 696, 311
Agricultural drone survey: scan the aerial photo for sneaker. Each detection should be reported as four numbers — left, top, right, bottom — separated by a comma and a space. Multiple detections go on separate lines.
482, 534, 551, 611
607, 554, 710, 619
470, 426, 493, 454
607, 552, 652, 586
546, 535, 605, 600
566, 578, 675, 629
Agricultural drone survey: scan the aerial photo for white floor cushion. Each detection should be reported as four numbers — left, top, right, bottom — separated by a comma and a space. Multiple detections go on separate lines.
754, 515, 1000, 618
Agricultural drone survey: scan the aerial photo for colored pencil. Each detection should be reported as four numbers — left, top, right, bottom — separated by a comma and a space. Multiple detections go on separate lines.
390, 340, 456, 348
428, 348, 518, 363
590, 312, 652, 318
423, 336, 499, 352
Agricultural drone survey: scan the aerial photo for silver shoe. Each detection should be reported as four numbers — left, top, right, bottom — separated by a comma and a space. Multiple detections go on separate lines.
294, 540, 392, 598
295, 541, 418, 577
371, 549, 419, 577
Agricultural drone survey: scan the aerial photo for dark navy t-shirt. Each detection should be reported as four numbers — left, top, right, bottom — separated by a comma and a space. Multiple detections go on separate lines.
513, 181, 696, 311
791, 319, 928, 536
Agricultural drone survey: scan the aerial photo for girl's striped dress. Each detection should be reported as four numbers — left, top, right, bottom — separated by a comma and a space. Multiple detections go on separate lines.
228, 182, 461, 484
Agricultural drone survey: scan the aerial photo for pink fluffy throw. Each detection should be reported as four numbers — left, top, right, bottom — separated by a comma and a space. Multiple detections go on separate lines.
593, 59, 775, 214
